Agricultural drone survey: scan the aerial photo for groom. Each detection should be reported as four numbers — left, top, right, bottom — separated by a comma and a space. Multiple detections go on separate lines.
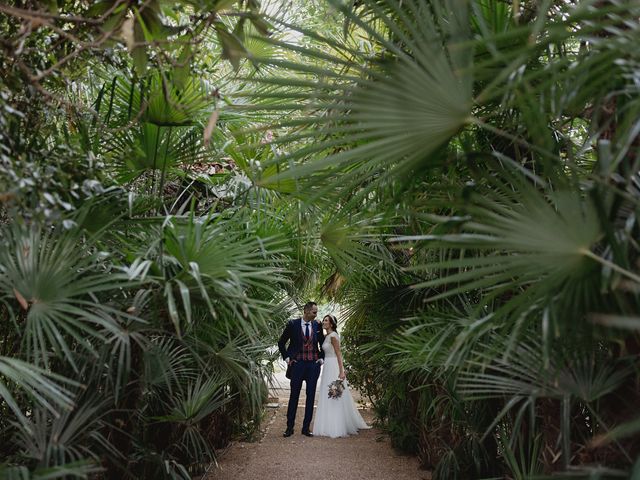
278, 301, 325, 437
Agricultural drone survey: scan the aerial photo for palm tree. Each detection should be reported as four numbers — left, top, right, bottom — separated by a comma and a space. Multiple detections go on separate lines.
0, 2, 313, 478
241, 0, 640, 476
2, 0, 640, 478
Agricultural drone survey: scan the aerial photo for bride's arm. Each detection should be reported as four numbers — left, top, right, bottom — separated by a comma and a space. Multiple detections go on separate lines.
330, 335, 346, 381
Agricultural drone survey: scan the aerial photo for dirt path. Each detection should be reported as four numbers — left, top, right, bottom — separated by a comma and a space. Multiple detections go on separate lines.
204, 371, 429, 480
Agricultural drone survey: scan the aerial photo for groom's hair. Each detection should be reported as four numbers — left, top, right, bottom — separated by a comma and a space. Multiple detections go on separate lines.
303, 301, 317, 313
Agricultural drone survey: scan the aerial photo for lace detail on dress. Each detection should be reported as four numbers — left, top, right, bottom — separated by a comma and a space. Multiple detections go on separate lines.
322, 332, 339, 357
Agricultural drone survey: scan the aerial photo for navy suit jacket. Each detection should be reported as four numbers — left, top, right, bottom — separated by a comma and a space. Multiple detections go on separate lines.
278, 318, 325, 362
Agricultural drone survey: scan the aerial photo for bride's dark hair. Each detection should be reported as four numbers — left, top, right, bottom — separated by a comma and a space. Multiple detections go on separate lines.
325, 314, 338, 332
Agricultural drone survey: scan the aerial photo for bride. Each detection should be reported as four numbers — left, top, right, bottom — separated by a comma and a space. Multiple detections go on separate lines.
313, 314, 370, 438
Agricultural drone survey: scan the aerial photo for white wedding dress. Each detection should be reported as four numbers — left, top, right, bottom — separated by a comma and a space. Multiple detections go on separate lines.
313, 332, 370, 438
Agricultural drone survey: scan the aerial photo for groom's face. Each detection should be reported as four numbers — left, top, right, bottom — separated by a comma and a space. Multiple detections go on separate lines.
303, 305, 318, 321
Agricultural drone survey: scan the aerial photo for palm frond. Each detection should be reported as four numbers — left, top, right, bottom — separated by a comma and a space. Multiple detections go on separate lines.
0, 225, 135, 368
458, 336, 632, 404
12, 397, 116, 468
0, 460, 102, 480
397, 168, 607, 327
160, 213, 290, 333
0, 357, 78, 425
233, 0, 473, 203
153, 375, 230, 462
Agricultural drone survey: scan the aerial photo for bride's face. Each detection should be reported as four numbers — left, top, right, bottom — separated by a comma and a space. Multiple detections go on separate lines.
322, 316, 331, 331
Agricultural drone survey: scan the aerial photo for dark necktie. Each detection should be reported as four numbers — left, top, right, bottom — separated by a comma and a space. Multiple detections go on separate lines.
305, 322, 310, 339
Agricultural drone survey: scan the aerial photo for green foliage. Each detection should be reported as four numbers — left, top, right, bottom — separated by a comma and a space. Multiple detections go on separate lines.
241, 0, 640, 477
2, 0, 640, 478
0, 2, 304, 478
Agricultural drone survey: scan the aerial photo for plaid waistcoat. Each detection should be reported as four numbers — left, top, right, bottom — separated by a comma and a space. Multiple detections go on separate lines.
296, 327, 319, 361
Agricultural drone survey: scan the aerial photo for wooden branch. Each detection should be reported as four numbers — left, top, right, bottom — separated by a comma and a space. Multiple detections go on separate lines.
0, 1, 128, 26
33, 30, 116, 81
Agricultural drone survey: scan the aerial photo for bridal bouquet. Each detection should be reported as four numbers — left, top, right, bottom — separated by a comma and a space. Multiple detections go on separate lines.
328, 379, 345, 399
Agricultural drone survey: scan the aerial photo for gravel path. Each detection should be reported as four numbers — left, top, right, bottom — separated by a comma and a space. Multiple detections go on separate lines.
203, 371, 429, 480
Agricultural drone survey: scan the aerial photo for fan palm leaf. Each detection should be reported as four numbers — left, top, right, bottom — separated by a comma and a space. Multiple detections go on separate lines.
86, 72, 218, 183
0, 461, 102, 480
12, 397, 117, 468
395, 168, 613, 330
118, 211, 293, 336
190, 323, 276, 417
102, 122, 209, 183
0, 225, 135, 368
233, 0, 473, 202
153, 375, 230, 462
160, 214, 290, 329
0, 357, 78, 425
143, 337, 200, 397
94, 72, 214, 130
232, 0, 640, 210
458, 336, 632, 402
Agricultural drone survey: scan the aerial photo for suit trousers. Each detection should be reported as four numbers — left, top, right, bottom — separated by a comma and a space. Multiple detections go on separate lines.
286, 359, 321, 431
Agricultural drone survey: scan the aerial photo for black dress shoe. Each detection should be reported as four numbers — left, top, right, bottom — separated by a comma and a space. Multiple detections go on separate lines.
283, 429, 294, 437
301, 430, 313, 437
